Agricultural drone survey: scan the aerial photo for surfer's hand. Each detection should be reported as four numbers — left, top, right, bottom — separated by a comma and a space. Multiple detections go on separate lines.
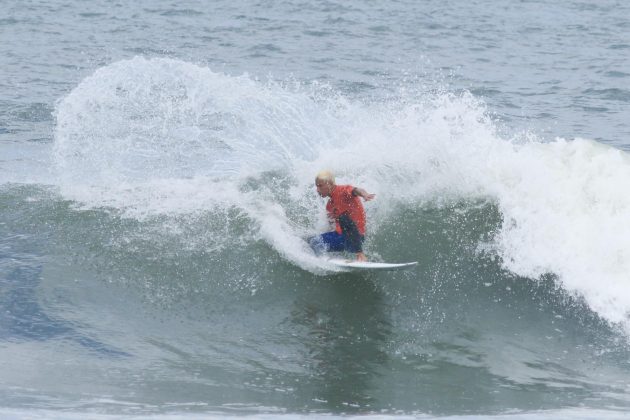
353, 188, 375, 201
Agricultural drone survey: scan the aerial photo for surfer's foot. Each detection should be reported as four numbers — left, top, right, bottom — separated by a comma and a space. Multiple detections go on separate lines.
356, 252, 367, 262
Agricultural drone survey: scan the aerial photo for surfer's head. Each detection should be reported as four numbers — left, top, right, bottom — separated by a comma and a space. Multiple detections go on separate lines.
315, 170, 335, 197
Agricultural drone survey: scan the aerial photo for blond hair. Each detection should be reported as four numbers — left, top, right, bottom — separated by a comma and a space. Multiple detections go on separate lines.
315, 170, 335, 184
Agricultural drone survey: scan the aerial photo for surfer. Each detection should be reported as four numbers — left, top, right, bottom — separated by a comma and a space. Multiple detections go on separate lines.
309, 170, 375, 261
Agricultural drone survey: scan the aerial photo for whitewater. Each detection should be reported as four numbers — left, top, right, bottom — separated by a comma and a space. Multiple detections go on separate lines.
2, 0, 630, 418
50, 56, 630, 329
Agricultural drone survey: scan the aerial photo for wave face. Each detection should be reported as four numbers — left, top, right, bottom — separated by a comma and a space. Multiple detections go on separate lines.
53, 57, 630, 329
1, 56, 629, 417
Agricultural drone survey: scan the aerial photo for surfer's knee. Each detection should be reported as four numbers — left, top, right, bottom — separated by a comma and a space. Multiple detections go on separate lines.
308, 235, 326, 255
344, 235, 364, 253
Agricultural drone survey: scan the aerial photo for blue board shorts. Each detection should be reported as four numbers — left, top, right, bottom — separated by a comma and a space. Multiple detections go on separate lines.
309, 213, 365, 255
308, 231, 365, 254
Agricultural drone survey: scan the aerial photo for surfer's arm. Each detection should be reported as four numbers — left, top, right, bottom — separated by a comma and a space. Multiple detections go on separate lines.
352, 187, 375, 201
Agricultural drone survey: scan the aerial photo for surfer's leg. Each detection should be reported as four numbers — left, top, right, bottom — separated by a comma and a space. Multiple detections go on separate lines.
338, 214, 364, 253
307, 235, 326, 255
308, 232, 345, 255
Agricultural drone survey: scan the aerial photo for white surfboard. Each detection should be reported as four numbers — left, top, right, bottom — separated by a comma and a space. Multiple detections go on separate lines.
327, 259, 418, 272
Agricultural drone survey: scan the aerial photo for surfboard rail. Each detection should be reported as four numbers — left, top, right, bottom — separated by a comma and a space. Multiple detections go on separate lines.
327, 259, 418, 272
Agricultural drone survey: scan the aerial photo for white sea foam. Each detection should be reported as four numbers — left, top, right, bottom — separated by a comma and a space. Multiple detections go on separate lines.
487, 138, 630, 326
54, 57, 630, 328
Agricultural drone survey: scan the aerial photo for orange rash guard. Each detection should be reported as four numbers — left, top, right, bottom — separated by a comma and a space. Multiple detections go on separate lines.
326, 185, 366, 236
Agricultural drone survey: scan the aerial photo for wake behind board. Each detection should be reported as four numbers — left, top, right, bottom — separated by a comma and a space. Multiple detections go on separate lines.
328, 259, 418, 272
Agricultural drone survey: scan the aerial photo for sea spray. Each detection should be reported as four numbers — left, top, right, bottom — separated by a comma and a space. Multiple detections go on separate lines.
53, 57, 630, 331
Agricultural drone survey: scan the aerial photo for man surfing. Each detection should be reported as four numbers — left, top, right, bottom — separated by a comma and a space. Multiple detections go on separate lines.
309, 170, 375, 261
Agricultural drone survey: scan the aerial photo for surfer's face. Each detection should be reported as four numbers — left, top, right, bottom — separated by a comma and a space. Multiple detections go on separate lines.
315, 180, 333, 197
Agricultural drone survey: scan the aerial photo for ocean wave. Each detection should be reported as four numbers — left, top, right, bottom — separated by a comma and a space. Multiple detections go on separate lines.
49, 57, 630, 332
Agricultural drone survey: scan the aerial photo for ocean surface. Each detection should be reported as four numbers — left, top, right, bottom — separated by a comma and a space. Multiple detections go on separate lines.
2, 0, 630, 418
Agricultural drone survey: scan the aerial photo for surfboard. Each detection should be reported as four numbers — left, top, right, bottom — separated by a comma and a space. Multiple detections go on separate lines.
327, 259, 418, 272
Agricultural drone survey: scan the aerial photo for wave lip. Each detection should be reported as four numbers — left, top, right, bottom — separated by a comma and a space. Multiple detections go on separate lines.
488, 138, 630, 328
